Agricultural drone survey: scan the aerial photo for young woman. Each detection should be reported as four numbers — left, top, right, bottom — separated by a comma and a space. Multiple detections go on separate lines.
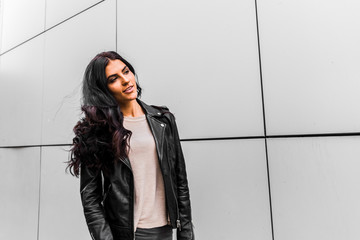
66, 51, 194, 240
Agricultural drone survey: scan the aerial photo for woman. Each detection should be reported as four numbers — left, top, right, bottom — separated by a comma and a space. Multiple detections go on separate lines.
66, 51, 194, 240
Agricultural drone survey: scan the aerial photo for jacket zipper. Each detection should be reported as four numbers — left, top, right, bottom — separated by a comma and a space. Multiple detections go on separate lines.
145, 113, 182, 232
177, 219, 182, 231
147, 115, 182, 231
168, 168, 181, 231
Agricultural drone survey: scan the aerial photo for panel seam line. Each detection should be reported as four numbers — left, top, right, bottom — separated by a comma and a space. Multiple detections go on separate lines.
0, 0, 105, 56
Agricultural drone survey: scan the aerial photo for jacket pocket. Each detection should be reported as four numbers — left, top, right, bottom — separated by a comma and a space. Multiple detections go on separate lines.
109, 223, 132, 239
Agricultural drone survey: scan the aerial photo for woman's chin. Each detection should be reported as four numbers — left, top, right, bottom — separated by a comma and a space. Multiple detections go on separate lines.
118, 95, 138, 104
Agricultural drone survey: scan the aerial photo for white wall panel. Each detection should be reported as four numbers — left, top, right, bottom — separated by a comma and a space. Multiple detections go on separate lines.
268, 137, 360, 240
258, 0, 360, 135
0, 0, 45, 53
38, 146, 89, 240
42, 0, 116, 145
0, 35, 44, 146
0, 0, 4, 49
182, 139, 272, 240
45, 0, 102, 29
117, 0, 263, 139
0, 147, 40, 240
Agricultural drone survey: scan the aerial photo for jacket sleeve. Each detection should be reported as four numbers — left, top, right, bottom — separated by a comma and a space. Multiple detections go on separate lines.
80, 163, 114, 240
169, 113, 195, 240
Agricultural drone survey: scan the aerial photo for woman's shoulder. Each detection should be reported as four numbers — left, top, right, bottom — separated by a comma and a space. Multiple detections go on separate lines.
137, 99, 177, 124
150, 104, 169, 112
150, 104, 176, 120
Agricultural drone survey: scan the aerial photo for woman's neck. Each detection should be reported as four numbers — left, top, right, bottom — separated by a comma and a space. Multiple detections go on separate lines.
120, 99, 145, 117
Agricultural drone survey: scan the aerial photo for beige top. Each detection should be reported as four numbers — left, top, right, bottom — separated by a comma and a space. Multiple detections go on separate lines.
123, 114, 168, 231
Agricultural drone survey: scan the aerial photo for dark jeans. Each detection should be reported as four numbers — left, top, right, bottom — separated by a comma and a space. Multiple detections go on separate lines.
135, 225, 173, 240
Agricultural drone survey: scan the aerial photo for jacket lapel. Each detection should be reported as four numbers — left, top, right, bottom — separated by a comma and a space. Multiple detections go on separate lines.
147, 116, 165, 164
136, 99, 167, 165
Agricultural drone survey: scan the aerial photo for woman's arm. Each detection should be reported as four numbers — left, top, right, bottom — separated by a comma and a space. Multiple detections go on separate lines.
80, 164, 114, 240
169, 113, 195, 240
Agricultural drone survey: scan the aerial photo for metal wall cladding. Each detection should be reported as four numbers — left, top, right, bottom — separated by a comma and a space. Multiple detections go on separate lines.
182, 139, 272, 240
0, 147, 41, 240
116, 0, 264, 139
41, 0, 116, 145
0, 35, 44, 147
45, 0, 103, 29
267, 136, 360, 240
1, 0, 360, 240
38, 146, 89, 240
258, 0, 360, 135
0, 0, 45, 54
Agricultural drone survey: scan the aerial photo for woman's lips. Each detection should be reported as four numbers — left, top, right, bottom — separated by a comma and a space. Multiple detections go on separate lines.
123, 86, 134, 93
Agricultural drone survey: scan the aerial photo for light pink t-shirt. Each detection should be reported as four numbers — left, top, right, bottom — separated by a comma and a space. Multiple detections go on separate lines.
123, 114, 168, 231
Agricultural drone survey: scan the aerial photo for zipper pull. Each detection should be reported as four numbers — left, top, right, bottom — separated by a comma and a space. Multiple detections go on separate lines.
177, 219, 182, 231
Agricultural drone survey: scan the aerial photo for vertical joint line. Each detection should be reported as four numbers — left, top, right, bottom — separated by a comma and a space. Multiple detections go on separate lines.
254, 1, 275, 240
254, 0, 267, 137
37, 147, 42, 240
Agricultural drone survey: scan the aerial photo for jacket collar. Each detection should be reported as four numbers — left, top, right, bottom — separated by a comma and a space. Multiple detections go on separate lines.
136, 98, 162, 117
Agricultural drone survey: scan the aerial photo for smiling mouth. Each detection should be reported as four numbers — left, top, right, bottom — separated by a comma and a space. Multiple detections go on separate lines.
123, 86, 134, 93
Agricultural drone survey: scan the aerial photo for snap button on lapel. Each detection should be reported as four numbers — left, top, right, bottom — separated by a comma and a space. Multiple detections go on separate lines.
157, 112, 161, 115
161, 123, 165, 127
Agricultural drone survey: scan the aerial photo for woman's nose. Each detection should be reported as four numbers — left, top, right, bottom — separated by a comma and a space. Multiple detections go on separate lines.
122, 76, 130, 85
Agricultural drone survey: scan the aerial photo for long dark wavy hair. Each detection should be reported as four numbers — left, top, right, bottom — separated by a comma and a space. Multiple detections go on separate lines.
66, 51, 142, 177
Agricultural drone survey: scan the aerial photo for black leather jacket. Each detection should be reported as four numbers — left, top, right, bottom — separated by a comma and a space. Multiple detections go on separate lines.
80, 99, 194, 240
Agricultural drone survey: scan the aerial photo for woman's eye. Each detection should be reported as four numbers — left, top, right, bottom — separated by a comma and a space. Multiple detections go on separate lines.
108, 77, 117, 83
124, 70, 129, 74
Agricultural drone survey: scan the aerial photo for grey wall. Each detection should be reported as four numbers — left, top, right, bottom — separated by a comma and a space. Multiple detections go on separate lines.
1, 0, 360, 239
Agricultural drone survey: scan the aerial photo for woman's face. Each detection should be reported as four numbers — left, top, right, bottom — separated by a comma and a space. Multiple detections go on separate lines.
105, 59, 137, 105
